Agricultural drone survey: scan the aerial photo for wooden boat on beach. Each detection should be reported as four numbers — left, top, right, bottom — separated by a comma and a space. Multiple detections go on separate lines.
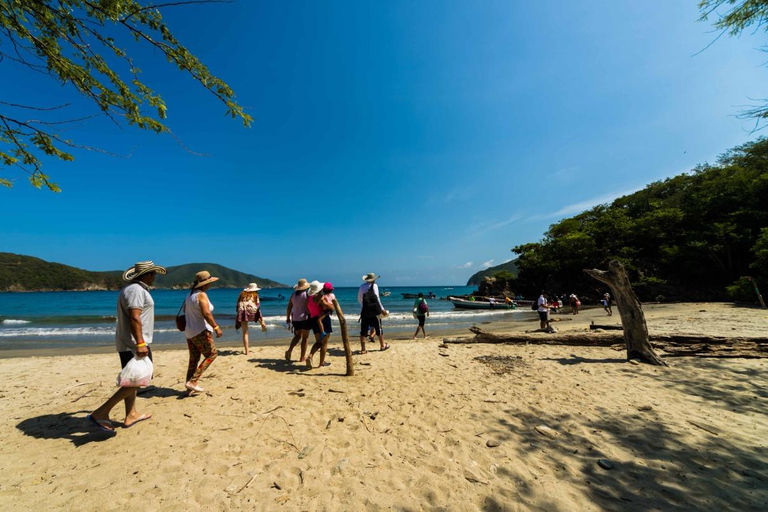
449, 297, 514, 310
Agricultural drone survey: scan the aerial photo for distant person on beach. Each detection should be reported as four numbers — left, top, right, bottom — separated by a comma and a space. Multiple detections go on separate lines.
537, 291, 550, 330
602, 292, 613, 316
413, 292, 429, 339
285, 278, 311, 362
88, 261, 166, 433
183, 271, 222, 394
569, 293, 581, 315
358, 273, 389, 353
306, 281, 335, 369
235, 283, 267, 355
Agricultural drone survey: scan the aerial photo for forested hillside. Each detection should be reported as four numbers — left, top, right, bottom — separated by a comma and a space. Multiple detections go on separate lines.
0, 254, 286, 291
466, 260, 518, 286
509, 138, 768, 302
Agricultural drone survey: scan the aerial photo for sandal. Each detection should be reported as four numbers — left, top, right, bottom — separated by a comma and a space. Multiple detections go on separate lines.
380, 344, 390, 351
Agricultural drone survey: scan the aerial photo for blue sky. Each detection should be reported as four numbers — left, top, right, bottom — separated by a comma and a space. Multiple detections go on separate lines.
1, 1, 766, 286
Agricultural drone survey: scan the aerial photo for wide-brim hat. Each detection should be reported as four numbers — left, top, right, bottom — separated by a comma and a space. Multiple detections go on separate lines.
243, 283, 261, 292
293, 278, 310, 291
123, 261, 167, 281
362, 273, 380, 282
308, 280, 324, 296
194, 270, 219, 289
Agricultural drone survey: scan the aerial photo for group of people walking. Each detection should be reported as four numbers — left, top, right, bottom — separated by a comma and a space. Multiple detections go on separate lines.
87, 262, 407, 435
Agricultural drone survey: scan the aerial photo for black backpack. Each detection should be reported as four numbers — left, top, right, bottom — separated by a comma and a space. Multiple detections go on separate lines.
361, 284, 383, 316
531, 300, 539, 311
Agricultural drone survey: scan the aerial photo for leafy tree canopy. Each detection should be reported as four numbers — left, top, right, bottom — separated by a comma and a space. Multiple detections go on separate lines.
0, 0, 251, 191
511, 138, 768, 302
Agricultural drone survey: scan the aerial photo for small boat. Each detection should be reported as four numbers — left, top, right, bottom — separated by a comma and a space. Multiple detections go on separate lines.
381, 291, 391, 297
449, 297, 514, 310
402, 292, 437, 299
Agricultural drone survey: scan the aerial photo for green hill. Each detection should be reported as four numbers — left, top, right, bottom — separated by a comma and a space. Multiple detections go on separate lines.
0, 253, 286, 292
466, 260, 518, 286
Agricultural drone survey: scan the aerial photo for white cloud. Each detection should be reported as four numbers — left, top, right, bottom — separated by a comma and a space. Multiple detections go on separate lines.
457, 261, 473, 269
482, 259, 494, 268
468, 214, 522, 237
526, 187, 643, 223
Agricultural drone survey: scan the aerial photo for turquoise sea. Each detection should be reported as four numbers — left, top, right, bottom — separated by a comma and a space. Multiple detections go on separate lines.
0, 286, 532, 351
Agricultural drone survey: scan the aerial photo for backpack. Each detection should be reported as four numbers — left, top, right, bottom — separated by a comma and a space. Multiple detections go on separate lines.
361, 284, 383, 316
531, 300, 539, 311
418, 300, 429, 314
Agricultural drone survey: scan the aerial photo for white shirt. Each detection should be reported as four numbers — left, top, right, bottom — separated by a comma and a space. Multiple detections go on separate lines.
537, 295, 548, 313
184, 290, 215, 338
115, 281, 154, 352
358, 282, 384, 315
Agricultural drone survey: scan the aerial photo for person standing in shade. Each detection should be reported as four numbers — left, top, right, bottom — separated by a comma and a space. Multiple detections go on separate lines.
306, 281, 335, 369
413, 292, 429, 339
358, 273, 389, 353
235, 283, 267, 355
87, 261, 166, 433
285, 278, 312, 362
184, 271, 222, 394
603, 292, 613, 316
537, 291, 551, 330
569, 293, 581, 315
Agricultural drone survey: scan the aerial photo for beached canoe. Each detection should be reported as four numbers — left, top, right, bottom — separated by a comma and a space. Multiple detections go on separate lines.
449, 297, 514, 310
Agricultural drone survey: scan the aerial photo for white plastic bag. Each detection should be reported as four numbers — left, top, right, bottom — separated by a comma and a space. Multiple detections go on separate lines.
116, 356, 154, 387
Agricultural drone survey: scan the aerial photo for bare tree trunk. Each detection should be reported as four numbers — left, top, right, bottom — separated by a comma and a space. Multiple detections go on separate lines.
583, 260, 667, 366
332, 299, 354, 376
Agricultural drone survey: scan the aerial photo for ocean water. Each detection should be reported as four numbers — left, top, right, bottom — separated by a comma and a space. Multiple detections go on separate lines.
0, 286, 531, 350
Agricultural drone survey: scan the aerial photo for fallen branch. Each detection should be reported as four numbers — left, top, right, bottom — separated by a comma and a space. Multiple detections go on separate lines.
444, 327, 768, 358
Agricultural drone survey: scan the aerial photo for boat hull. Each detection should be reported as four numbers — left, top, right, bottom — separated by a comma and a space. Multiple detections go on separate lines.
450, 298, 513, 310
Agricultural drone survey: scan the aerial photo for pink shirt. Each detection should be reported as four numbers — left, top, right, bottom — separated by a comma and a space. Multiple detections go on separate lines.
307, 296, 324, 318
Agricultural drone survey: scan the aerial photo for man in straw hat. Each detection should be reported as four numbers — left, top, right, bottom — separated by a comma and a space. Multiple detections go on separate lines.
358, 273, 389, 353
87, 261, 166, 433
285, 278, 312, 362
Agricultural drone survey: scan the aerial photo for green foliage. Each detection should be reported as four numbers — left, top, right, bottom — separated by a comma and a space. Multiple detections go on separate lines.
726, 276, 756, 301
466, 260, 518, 286
0, 253, 287, 292
512, 138, 768, 301
0, 0, 251, 191
699, 1, 768, 120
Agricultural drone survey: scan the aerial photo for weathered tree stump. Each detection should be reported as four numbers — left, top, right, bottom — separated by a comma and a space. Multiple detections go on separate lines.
332, 298, 354, 376
584, 260, 667, 366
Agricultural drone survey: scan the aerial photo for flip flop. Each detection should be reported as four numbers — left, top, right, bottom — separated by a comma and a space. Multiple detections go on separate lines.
380, 344, 390, 351
87, 414, 115, 434
123, 414, 152, 429
359, 350, 368, 355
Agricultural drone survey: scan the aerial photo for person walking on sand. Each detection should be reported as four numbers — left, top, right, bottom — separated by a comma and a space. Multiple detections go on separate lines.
537, 291, 551, 330
569, 293, 581, 315
602, 292, 613, 316
285, 278, 312, 362
87, 261, 166, 433
184, 271, 222, 394
236, 283, 267, 355
413, 292, 429, 339
306, 281, 336, 369
358, 273, 389, 353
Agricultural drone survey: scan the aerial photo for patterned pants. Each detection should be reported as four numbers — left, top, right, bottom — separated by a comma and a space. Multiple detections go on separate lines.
186, 330, 218, 383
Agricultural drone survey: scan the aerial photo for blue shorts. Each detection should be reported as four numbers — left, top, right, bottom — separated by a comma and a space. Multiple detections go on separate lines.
322, 315, 333, 334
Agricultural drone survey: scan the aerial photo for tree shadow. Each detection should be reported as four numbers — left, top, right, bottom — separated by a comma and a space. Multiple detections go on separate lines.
136, 386, 186, 399
17, 412, 118, 447
541, 354, 628, 365
483, 400, 768, 509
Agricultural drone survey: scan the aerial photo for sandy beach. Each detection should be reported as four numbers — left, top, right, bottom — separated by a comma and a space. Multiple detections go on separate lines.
1, 302, 766, 511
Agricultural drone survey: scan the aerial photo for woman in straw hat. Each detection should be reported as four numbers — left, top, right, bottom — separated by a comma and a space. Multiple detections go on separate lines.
183, 271, 222, 394
284, 278, 312, 362
235, 283, 267, 355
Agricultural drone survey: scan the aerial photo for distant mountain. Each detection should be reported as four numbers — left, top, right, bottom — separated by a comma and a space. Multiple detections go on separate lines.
466, 260, 518, 286
0, 253, 287, 292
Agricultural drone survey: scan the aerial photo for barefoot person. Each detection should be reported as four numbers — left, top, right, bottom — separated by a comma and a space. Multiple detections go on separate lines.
235, 283, 267, 355
88, 261, 165, 433
413, 292, 429, 339
306, 281, 335, 369
285, 278, 312, 362
184, 271, 222, 394
358, 273, 389, 353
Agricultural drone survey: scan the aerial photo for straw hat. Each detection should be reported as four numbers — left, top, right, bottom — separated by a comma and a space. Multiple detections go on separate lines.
308, 280, 324, 296
293, 278, 310, 291
193, 270, 219, 289
362, 273, 380, 282
122, 261, 167, 281
243, 283, 261, 292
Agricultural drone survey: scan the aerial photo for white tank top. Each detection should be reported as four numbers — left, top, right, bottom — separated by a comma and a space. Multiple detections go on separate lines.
184, 291, 214, 338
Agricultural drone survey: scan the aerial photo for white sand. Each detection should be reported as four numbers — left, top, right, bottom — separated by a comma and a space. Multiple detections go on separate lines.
0, 302, 766, 511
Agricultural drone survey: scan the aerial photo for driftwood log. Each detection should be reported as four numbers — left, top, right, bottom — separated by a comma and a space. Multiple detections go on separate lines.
584, 261, 666, 365
443, 327, 768, 358
589, 323, 624, 331
331, 299, 354, 376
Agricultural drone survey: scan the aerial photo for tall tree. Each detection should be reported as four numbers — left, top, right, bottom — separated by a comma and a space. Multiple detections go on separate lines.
0, 0, 251, 191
